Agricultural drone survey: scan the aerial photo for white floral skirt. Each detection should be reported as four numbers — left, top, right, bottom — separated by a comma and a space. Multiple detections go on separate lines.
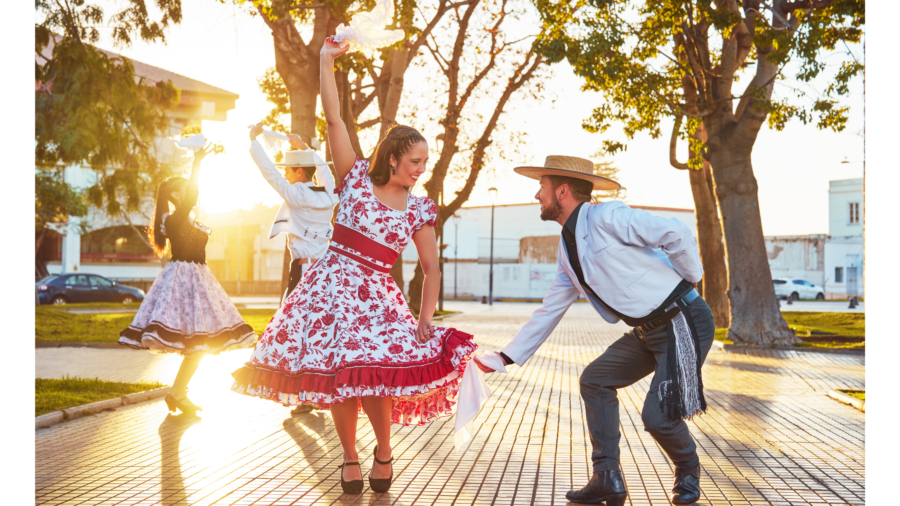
119, 261, 256, 355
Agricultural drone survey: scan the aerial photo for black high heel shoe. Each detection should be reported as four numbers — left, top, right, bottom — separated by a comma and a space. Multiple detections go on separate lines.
164, 393, 202, 415
338, 461, 363, 494
368, 445, 394, 493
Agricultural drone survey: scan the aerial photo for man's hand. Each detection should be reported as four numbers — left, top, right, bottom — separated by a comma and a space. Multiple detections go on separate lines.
415, 319, 435, 344
287, 133, 309, 151
249, 122, 264, 141
473, 356, 496, 374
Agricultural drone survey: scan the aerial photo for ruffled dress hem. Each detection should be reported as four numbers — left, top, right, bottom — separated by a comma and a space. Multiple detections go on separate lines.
230, 329, 477, 426
119, 321, 256, 355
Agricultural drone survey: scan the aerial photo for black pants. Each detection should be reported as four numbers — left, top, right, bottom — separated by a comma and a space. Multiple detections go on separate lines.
284, 259, 306, 302
580, 296, 715, 473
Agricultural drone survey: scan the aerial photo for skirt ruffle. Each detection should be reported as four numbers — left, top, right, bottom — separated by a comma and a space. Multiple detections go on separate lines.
230, 329, 477, 426
118, 260, 256, 355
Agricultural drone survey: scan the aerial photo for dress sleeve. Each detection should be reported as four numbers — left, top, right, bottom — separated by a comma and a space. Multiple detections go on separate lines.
335, 157, 368, 196
414, 196, 438, 232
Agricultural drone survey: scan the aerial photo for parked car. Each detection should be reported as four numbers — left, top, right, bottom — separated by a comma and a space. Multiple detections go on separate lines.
36, 273, 145, 305
773, 278, 825, 301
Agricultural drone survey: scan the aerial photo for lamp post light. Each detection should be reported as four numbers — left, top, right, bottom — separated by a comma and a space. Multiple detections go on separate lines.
488, 187, 498, 305
452, 214, 461, 299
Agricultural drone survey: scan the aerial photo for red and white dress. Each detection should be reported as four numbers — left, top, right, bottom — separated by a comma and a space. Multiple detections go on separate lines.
231, 158, 478, 426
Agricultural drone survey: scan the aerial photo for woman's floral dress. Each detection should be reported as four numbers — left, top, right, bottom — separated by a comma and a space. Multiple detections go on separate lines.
231, 158, 478, 425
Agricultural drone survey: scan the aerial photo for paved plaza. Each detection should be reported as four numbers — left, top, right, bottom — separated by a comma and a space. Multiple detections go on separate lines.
35, 302, 865, 505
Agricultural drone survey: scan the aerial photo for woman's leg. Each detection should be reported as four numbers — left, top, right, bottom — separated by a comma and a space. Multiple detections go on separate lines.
171, 353, 204, 399
360, 396, 393, 479
331, 398, 362, 481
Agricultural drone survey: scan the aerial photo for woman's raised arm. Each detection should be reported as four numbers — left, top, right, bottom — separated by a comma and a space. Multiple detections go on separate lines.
320, 37, 355, 185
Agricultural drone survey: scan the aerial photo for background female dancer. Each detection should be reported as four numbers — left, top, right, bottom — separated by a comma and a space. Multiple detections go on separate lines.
120, 143, 256, 416
230, 37, 478, 495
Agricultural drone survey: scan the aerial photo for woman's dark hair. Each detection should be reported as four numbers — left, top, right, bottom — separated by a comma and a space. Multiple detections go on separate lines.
148, 177, 187, 257
368, 125, 427, 186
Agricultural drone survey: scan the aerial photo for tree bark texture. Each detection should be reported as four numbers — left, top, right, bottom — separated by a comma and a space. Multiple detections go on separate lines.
707, 148, 795, 344
688, 159, 730, 328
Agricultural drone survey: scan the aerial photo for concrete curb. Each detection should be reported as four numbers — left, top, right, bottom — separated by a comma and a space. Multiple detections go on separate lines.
712, 340, 864, 356
36, 387, 170, 429
36, 341, 123, 349
828, 390, 865, 411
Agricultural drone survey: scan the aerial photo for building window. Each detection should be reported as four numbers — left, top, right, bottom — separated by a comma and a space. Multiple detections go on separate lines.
848, 202, 860, 224
835, 267, 843, 283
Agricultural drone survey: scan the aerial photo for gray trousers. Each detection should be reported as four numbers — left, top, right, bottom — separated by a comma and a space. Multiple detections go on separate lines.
580, 296, 715, 473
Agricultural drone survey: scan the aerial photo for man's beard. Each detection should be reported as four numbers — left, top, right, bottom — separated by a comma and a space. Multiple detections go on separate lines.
540, 193, 563, 221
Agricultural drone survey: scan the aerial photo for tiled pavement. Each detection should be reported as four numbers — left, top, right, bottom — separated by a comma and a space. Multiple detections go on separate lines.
35, 302, 865, 505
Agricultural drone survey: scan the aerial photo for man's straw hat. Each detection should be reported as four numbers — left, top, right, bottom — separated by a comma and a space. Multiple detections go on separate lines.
274, 149, 334, 168
514, 155, 620, 191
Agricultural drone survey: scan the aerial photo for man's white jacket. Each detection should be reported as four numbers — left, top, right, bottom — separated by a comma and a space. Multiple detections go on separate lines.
250, 140, 339, 248
501, 201, 704, 366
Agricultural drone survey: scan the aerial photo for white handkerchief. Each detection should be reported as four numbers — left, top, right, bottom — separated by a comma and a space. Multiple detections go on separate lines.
260, 129, 289, 152
454, 351, 508, 450
176, 133, 206, 152
333, 0, 405, 56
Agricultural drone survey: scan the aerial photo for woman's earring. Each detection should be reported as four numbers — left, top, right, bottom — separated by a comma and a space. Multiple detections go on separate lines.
391, 165, 396, 175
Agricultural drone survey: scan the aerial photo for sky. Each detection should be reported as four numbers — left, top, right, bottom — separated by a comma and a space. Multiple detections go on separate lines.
86, 0, 864, 237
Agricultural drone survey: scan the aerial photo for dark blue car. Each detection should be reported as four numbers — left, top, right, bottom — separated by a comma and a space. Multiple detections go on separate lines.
36, 273, 146, 305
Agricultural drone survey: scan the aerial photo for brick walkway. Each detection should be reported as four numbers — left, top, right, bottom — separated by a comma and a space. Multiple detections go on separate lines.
35, 302, 865, 505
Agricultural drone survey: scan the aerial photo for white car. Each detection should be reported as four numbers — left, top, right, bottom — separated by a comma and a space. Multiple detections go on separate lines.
773, 278, 825, 301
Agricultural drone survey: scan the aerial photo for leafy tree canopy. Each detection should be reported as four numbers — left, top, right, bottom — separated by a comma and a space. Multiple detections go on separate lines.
35, 0, 184, 217
533, 0, 864, 167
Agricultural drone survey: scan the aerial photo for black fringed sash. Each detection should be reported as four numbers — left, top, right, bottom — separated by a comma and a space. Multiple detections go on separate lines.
658, 299, 707, 421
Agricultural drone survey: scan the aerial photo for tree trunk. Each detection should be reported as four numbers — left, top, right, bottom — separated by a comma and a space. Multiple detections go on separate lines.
407, 261, 424, 318
390, 258, 405, 299
707, 148, 796, 345
35, 229, 49, 280
688, 157, 730, 328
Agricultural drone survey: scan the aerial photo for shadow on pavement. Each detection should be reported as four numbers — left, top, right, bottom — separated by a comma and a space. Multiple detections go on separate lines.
158, 412, 202, 506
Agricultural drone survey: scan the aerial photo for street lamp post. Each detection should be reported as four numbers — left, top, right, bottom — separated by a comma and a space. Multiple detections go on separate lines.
438, 186, 445, 312
452, 214, 461, 299
488, 187, 498, 305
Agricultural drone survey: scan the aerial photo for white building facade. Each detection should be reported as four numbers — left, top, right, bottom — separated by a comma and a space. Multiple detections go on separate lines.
402, 202, 697, 300
764, 177, 864, 298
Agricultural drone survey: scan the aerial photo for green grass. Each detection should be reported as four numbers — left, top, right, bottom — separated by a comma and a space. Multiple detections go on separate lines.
36, 376, 166, 416
840, 390, 865, 401
715, 312, 865, 350
714, 328, 732, 344
36, 307, 136, 343
49, 302, 143, 309
434, 310, 459, 317
36, 307, 459, 343
781, 311, 865, 337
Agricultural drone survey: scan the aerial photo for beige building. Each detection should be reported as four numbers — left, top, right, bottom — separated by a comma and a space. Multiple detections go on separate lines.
39, 37, 239, 283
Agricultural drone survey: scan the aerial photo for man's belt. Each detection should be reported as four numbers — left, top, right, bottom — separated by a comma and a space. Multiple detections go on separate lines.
637, 288, 700, 333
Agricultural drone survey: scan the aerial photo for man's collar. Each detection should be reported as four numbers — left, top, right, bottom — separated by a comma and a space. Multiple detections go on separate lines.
563, 202, 585, 234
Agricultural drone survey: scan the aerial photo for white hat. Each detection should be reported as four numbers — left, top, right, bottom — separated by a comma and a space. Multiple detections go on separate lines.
514, 155, 620, 191
275, 149, 334, 167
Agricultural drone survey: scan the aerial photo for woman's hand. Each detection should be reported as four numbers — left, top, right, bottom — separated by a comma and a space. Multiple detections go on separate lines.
287, 133, 309, 150
474, 356, 496, 374
249, 122, 264, 141
320, 36, 350, 61
415, 318, 435, 344
192, 143, 214, 166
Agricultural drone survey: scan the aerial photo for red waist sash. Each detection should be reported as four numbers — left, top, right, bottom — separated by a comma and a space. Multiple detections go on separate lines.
329, 224, 399, 273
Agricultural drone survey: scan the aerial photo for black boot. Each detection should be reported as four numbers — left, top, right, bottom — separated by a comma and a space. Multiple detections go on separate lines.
565, 469, 627, 506
670, 465, 701, 504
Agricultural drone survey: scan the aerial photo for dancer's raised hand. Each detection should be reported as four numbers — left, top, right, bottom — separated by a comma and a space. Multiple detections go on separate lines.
287, 133, 309, 150
192, 143, 214, 165
415, 318, 434, 344
249, 122, 264, 140
320, 36, 350, 61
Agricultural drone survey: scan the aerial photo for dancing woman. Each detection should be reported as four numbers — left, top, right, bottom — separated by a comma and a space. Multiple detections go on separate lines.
231, 37, 478, 494
120, 144, 256, 415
